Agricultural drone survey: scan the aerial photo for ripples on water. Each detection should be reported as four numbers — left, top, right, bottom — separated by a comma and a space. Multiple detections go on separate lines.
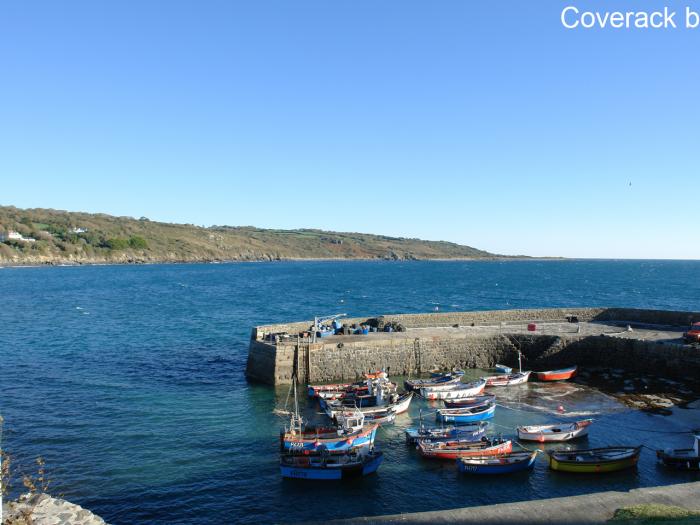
2, 260, 700, 524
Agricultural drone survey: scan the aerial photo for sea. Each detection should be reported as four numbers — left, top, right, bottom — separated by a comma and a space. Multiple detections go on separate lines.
2, 260, 700, 524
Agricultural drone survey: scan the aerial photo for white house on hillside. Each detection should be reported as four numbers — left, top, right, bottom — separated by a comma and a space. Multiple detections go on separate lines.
4, 230, 36, 242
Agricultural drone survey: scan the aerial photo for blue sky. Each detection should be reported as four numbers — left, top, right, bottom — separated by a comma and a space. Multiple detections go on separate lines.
1, 1, 698, 259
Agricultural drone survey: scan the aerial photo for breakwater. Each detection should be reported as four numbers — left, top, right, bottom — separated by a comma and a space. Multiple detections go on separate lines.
246, 307, 700, 385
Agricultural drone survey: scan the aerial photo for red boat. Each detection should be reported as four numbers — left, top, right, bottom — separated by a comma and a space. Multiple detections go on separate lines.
536, 365, 578, 381
417, 438, 512, 459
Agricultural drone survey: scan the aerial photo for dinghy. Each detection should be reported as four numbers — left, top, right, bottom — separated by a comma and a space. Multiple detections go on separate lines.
483, 371, 531, 387
417, 438, 512, 459
536, 365, 578, 381
443, 394, 496, 409
404, 421, 488, 444
421, 379, 486, 400
437, 403, 496, 424
404, 370, 464, 391
517, 419, 592, 442
548, 446, 641, 473
324, 391, 413, 420
457, 451, 537, 475
495, 364, 512, 373
656, 435, 700, 471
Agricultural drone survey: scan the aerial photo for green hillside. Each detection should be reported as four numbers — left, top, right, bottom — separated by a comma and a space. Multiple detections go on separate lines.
0, 205, 507, 265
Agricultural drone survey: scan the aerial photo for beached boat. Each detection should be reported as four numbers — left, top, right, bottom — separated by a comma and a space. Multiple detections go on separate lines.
657, 435, 700, 471
483, 371, 531, 387
547, 446, 641, 473
418, 438, 512, 459
421, 379, 486, 401
495, 364, 512, 373
536, 366, 578, 381
280, 450, 384, 480
443, 394, 496, 409
517, 419, 592, 442
457, 451, 537, 475
437, 403, 496, 424
404, 370, 464, 391
405, 421, 488, 444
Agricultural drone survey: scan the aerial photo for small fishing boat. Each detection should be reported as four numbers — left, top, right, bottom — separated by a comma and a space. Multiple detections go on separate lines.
404, 370, 464, 391
280, 450, 384, 480
422, 379, 486, 401
418, 438, 512, 459
324, 391, 414, 420
443, 394, 496, 409
483, 371, 531, 387
548, 446, 642, 473
656, 435, 700, 471
362, 409, 396, 425
281, 423, 378, 453
536, 365, 578, 381
457, 451, 537, 475
495, 364, 512, 373
437, 403, 496, 424
517, 419, 592, 442
405, 421, 489, 444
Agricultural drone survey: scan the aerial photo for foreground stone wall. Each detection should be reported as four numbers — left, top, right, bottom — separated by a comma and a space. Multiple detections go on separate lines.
2, 493, 108, 525
247, 308, 700, 384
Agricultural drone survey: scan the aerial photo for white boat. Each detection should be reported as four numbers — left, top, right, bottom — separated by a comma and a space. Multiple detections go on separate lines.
517, 419, 592, 442
325, 391, 413, 419
484, 370, 531, 386
422, 379, 486, 401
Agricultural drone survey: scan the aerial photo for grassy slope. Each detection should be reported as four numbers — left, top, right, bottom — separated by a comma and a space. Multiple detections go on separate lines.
0, 205, 508, 265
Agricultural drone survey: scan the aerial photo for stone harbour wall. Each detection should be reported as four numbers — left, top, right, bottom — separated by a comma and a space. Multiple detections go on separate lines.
246, 307, 700, 385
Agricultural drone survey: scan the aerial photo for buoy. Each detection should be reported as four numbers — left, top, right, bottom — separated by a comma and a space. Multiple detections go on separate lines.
558, 405, 565, 412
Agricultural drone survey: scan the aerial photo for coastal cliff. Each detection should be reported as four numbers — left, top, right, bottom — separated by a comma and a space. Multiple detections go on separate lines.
0, 205, 506, 266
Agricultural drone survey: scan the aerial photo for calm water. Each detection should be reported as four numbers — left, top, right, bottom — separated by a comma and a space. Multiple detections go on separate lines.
2, 260, 700, 524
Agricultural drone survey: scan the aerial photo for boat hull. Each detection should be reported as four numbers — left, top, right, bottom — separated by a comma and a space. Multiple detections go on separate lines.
443, 394, 496, 409
548, 447, 641, 473
536, 366, 578, 381
281, 425, 378, 453
280, 452, 383, 480
457, 451, 537, 475
517, 420, 592, 442
438, 404, 496, 424
484, 371, 531, 387
419, 440, 512, 460
405, 422, 488, 444
422, 380, 486, 400
657, 450, 700, 471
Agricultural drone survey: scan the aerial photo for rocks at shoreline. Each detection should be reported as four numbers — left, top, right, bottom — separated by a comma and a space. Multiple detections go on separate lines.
2, 493, 107, 525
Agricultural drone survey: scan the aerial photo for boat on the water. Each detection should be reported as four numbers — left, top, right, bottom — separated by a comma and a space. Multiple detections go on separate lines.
443, 394, 496, 409
495, 364, 512, 373
517, 419, 592, 442
656, 435, 700, 471
483, 371, 531, 387
437, 403, 496, 424
457, 451, 537, 475
421, 379, 486, 401
404, 370, 464, 391
417, 438, 512, 459
324, 390, 414, 419
536, 366, 578, 381
308, 371, 389, 397
280, 450, 384, 480
547, 446, 641, 473
362, 409, 396, 425
404, 421, 488, 444
280, 421, 378, 453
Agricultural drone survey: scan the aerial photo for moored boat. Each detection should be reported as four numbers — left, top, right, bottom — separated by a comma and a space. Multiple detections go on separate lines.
483, 371, 531, 387
656, 435, 700, 471
457, 451, 537, 475
548, 446, 641, 473
404, 370, 464, 391
418, 438, 512, 459
324, 390, 414, 420
495, 364, 512, 373
280, 450, 384, 480
422, 379, 486, 401
281, 423, 378, 453
405, 421, 489, 444
362, 409, 396, 425
536, 365, 578, 381
443, 394, 496, 409
437, 403, 496, 424
517, 419, 592, 442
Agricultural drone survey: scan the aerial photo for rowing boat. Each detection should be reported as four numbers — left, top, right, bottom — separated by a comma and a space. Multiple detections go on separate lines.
548, 446, 641, 473
657, 435, 700, 471
437, 403, 496, 424
280, 450, 384, 480
404, 370, 464, 391
536, 366, 578, 381
483, 371, 531, 387
417, 438, 512, 459
421, 379, 486, 400
517, 419, 592, 442
457, 451, 537, 475
443, 394, 496, 409
404, 421, 489, 444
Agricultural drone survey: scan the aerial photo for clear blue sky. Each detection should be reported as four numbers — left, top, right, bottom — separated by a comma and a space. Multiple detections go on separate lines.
1, 1, 698, 259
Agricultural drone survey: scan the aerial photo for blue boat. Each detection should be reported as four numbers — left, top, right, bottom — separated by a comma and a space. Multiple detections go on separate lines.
281, 424, 378, 453
495, 364, 512, 373
404, 421, 488, 444
457, 451, 537, 475
437, 403, 496, 424
280, 450, 383, 480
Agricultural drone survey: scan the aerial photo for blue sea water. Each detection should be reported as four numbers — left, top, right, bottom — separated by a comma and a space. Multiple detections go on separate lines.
2, 260, 700, 524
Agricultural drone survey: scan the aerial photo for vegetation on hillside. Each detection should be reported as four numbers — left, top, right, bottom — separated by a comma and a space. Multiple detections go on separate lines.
0, 205, 506, 265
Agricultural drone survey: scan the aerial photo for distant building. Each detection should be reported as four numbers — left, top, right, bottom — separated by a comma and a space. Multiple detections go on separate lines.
71, 227, 88, 234
6, 230, 36, 242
